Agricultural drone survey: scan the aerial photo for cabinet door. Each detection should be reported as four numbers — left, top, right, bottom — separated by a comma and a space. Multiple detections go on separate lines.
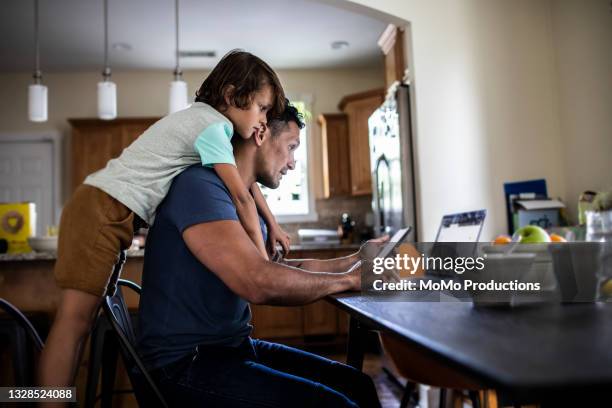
303, 300, 338, 336
295, 250, 341, 336
250, 305, 303, 338
71, 124, 122, 190
319, 114, 350, 198
340, 90, 384, 196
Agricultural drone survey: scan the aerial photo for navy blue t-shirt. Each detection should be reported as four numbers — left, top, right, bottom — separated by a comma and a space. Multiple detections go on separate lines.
137, 166, 265, 370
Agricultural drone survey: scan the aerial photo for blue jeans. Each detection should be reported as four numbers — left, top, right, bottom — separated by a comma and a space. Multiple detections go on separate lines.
151, 338, 381, 408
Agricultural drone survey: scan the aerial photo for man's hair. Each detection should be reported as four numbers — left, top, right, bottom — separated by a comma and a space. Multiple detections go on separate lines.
195, 49, 285, 118
269, 100, 305, 137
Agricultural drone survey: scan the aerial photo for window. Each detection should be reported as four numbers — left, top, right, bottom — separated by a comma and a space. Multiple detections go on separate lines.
259, 96, 317, 223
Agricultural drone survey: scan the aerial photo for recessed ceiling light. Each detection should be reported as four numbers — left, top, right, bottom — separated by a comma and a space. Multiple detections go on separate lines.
112, 42, 132, 51
331, 41, 350, 50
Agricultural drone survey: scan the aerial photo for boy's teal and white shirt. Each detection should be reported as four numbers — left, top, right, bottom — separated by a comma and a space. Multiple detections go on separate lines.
84, 102, 234, 225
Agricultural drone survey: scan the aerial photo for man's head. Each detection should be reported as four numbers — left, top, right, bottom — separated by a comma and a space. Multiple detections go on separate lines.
233, 101, 305, 189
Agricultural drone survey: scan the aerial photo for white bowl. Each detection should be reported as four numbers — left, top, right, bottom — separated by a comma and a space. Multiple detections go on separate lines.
483, 244, 557, 291
468, 252, 536, 306
27, 236, 58, 252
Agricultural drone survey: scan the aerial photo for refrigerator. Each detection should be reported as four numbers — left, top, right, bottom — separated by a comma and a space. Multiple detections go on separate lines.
368, 84, 418, 241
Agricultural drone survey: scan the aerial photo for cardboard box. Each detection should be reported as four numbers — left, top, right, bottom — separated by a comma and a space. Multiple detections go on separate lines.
0, 202, 37, 253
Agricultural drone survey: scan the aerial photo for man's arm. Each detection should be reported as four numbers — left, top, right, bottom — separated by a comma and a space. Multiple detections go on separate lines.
281, 235, 391, 272
183, 220, 360, 306
282, 254, 358, 273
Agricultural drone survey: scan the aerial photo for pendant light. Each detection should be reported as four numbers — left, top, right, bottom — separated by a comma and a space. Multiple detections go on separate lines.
97, 0, 117, 120
168, 0, 188, 114
28, 0, 47, 122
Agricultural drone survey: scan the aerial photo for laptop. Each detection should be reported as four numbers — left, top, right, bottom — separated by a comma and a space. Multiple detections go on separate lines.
427, 209, 487, 277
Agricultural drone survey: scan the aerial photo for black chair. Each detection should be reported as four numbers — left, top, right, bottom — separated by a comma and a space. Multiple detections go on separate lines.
0, 298, 44, 386
102, 278, 168, 407
84, 279, 142, 408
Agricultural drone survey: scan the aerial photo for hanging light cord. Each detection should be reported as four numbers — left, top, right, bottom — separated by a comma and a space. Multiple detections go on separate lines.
33, 0, 41, 83
102, 0, 111, 80
174, 0, 182, 80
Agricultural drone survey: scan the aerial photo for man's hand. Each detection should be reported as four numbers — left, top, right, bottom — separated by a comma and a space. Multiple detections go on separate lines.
358, 235, 390, 261
267, 223, 291, 257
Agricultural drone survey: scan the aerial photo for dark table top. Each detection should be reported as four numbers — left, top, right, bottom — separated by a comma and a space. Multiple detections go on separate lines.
328, 294, 612, 395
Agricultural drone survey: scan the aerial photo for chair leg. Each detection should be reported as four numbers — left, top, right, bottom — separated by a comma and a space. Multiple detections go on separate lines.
101, 331, 119, 408
468, 390, 481, 408
85, 316, 106, 408
11, 326, 29, 386
399, 380, 418, 408
439, 388, 447, 408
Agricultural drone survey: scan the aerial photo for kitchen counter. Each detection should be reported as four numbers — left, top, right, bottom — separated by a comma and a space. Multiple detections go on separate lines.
0, 249, 145, 262
0, 244, 361, 262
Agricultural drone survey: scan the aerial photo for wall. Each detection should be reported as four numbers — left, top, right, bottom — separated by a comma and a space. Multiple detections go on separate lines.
344, 0, 611, 240
0, 67, 384, 216
551, 0, 612, 221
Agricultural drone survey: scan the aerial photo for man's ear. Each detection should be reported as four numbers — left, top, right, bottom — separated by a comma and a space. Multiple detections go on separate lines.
223, 85, 235, 107
254, 128, 266, 147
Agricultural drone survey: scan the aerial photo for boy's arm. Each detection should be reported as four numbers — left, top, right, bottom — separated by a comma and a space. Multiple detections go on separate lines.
193, 123, 268, 260
251, 183, 290, 255
213, 164, 269, 260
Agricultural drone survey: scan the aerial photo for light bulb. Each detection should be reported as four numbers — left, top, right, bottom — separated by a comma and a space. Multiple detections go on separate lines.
97, 80, 117, 120
28, 83, 48, 122
169, 80, 188, 114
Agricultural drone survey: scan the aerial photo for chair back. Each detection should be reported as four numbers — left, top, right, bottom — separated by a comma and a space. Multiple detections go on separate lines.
0, 298, 44, 351
103, 282, 168, 408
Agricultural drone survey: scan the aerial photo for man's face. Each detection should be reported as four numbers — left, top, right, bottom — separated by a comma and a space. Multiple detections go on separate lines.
255, 121, 300, 189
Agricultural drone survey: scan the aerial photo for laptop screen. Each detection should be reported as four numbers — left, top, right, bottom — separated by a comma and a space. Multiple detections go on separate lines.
435, 210, 487, 243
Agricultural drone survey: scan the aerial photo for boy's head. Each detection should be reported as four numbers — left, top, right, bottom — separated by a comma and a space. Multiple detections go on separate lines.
195, 49, 285, 139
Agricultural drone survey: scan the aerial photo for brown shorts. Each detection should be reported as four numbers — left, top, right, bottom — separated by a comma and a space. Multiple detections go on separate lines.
54, 184, 142, 297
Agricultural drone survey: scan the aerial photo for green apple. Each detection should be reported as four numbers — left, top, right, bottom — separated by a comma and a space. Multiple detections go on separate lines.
514, 225, 551, 243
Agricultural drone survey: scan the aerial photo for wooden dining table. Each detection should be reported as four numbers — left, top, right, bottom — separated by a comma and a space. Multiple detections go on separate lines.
327, 293, 612, 405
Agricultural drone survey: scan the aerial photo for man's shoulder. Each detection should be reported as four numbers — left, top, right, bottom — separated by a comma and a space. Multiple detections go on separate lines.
174, 165, 226, 190
159, 166, 237, 227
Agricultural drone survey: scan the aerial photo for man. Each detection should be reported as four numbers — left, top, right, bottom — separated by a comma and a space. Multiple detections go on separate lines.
137, 104, 381, 407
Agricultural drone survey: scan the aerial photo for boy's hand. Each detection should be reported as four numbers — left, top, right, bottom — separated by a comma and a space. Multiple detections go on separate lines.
267, 224, 291, 257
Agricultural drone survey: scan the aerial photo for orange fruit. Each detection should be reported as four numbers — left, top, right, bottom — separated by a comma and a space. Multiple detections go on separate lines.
550, 233, 567, 242
493, 235, 512, 245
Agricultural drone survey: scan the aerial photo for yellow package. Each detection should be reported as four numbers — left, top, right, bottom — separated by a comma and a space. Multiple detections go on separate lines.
0, 202, 37, 253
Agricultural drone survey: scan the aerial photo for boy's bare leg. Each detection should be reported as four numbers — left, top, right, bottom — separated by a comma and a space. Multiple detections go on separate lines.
38, 289, 101, 388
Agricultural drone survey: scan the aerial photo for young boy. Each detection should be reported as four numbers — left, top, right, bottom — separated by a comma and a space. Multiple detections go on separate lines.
38, 50, 291, 388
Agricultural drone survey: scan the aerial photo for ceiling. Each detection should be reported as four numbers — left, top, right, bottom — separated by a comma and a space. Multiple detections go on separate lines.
1, 0, 389, 72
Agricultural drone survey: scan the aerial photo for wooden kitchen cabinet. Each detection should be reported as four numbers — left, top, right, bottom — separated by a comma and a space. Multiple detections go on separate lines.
338, 89, 384, 196
378, 24, 406, 90
318, 113, 351, 198
68, 117, 159, 192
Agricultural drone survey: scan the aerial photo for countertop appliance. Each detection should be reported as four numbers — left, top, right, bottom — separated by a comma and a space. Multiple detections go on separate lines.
368, 83, 418, 241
